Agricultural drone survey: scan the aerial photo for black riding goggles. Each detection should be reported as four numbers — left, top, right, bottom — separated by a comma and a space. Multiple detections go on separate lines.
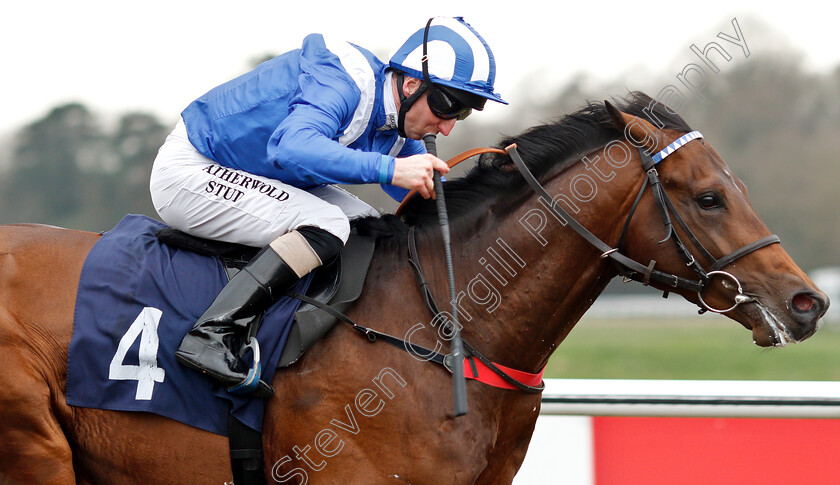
427, 85, 473, 121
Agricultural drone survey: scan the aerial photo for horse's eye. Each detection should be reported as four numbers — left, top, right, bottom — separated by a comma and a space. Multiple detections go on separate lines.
697, 193, 723, 210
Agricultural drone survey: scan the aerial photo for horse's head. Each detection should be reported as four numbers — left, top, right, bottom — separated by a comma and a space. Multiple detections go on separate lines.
606, 102, 828, 347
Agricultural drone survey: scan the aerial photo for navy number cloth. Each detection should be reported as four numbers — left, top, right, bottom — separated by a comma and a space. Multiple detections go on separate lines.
66, 214, 310, 435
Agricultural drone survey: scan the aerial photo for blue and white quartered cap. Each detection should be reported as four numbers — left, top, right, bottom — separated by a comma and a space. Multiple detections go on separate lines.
388, 16, 508, 105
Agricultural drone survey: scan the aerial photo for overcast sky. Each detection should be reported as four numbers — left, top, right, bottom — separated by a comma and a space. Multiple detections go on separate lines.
2, 1, 837, 135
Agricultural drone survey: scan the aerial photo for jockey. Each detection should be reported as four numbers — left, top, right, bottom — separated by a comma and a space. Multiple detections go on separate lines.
149, 16, 507, 395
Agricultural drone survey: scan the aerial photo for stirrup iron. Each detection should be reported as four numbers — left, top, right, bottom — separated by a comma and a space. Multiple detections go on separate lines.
227, 337, 272, 397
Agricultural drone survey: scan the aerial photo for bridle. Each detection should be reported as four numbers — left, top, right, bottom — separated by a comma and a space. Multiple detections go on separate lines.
507, 130, 781, 314
330, 129, 781, 396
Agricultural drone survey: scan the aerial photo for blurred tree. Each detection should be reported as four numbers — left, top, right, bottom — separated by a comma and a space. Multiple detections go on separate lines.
3, 103, 105, 225
108, 113, 169, 217
1, 105, 168, 232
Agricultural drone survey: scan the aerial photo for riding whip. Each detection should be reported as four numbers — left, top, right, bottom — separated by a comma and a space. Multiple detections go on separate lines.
423, 133, 468, 416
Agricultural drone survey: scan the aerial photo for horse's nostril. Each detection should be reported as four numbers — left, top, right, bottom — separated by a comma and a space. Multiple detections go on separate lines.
792, 293, 816, 313
791, 291, 827, 317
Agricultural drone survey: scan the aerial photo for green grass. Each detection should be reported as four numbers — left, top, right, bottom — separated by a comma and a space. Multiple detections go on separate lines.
545, 316, 840, 381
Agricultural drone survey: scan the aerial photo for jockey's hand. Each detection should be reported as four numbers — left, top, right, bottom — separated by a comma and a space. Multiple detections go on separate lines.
391, 154, 450, 199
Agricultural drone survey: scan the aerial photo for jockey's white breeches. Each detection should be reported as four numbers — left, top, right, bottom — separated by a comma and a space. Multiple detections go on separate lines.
149, 119, 378, 247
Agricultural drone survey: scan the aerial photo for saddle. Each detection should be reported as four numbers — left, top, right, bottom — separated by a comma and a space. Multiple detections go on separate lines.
154, 228, 376, 368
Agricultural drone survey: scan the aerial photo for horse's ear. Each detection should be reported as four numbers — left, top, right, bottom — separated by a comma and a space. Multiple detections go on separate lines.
604, 100, 663, 154
604, 100, 627, 129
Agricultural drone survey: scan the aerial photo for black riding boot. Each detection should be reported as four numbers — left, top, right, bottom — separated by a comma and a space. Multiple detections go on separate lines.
175, 246, 299, 396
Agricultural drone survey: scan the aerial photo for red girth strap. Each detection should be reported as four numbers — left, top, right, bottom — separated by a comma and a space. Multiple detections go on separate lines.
461, 358, 546, 390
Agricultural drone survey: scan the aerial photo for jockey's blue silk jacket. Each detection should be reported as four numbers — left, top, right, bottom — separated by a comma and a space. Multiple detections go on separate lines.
181, 34, 424, 201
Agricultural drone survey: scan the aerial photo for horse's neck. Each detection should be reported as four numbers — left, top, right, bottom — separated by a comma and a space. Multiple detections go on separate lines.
414, 157, 643, 373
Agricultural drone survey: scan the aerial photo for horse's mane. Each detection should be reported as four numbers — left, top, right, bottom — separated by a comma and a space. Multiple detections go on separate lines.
351, 91, 692, 245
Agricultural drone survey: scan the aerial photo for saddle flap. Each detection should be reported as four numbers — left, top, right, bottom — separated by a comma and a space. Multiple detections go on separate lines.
278, 234, 376, 367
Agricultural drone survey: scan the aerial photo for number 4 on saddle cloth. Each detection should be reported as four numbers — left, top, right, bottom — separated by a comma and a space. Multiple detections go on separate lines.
66, 214, 374, 436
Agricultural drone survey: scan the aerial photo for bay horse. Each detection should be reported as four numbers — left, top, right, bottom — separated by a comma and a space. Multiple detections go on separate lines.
0, 92, 827, 484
